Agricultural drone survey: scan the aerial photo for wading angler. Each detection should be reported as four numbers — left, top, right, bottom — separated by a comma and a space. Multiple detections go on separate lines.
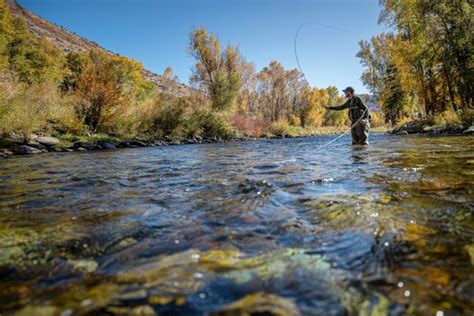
326, 86, 371, 145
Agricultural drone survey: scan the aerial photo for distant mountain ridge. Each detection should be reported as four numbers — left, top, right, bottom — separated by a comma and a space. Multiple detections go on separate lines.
6, 0, 192, 97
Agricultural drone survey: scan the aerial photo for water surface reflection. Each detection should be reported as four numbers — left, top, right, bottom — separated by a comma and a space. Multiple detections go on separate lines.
0, 134, 473, 315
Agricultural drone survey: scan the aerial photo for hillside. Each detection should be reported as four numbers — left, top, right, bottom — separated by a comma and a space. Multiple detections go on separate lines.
6, 0, 192, 97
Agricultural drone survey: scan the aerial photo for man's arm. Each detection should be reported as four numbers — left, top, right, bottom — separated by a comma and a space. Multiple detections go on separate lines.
327, 99, 351, 111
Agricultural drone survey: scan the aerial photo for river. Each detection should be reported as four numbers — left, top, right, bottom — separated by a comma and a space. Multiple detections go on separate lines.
0, 133, 473, 315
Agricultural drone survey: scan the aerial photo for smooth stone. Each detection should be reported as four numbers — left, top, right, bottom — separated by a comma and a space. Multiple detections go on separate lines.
0, 149, 13, 156
37, 136, 59, 146
73, 141, 96, 150
119, 141, 148, 148
26, 142, 47, 150
15, 145, 42, 155
395, 131, 409, 135
129, 140, 148, 147
69, 259, 98, 273
130, 305, 156, 316
463, 126, 474, 134
99, 141, 117, 150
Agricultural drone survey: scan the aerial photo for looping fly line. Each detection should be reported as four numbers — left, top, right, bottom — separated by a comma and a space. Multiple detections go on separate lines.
293, 22, 372, 151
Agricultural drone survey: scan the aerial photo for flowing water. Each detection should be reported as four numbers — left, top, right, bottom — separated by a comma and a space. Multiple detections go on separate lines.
0, 134, 473, 315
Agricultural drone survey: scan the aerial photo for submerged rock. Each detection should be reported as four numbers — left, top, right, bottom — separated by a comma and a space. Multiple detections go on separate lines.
69, 259, 98, 273
15, 145, 42, 155
37, 136, 59, 146
219, 293, 300, 316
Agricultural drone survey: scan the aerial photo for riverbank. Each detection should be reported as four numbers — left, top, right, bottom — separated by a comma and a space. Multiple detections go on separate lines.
0, 126, 390, 158
3, 122, 473, 159
390, 118, 474, 136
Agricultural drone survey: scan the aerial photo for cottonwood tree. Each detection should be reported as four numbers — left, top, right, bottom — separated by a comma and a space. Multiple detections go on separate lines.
359, 0, 473, 123
255, 61, 310, 124
188, 27, 243, 112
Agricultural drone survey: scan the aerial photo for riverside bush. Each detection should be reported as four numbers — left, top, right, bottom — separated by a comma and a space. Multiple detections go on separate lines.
269, 120, 295, 137
0, 83, 58, 141
431, 109, 463, 128
191, 108, 233, 139
231, 114, 269, 138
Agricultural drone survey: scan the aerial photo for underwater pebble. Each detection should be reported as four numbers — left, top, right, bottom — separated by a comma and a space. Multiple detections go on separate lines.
193, 272, 204, 279
60, 309, 74, 316
80, 299, 93, 307
436, 311, 444, 316
69, 259, 98, 273
199, 293, 206, 299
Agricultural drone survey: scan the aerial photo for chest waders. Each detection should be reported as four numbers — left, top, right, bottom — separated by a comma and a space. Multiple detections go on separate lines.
349, 98, 370, 145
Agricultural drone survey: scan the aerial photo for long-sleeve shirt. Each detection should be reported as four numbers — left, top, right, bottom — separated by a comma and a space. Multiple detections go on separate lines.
327, 95, 369, 121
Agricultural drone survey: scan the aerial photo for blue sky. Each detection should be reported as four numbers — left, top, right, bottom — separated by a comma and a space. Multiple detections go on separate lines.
18, 0, 386, 93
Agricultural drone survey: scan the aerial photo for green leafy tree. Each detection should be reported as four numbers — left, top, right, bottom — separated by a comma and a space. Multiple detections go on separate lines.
188, 27, 243, 112
360, 0, 473, 123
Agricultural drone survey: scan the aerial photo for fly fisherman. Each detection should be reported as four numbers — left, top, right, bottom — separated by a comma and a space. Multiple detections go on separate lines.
326, 86, 371, 145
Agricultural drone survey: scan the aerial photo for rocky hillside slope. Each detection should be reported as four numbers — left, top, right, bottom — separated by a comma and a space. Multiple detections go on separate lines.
6, 0, 192, 97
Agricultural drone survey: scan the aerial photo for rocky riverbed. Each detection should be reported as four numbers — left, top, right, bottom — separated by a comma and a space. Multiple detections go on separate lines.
1, 133, 473, 315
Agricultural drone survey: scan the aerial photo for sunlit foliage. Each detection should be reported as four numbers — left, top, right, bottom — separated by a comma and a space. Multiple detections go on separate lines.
358, 0, 473, 124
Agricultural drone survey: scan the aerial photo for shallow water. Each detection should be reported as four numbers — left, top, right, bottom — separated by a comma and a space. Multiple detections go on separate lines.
0, 134, 473, 315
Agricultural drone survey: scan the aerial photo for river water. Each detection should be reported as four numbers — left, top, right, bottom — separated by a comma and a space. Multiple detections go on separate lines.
0, 134, 473, 315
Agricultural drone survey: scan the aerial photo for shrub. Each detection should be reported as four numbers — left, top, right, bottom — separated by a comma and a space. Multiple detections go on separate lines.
50, 94, 86, 135
190, 108, 233, 139
230, 114, 269, 138
269, 119, 294, 137
152, 97, 187, 136
75, 51, 124, 133
431, 108, 462, 127
0, 83, 58, 141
